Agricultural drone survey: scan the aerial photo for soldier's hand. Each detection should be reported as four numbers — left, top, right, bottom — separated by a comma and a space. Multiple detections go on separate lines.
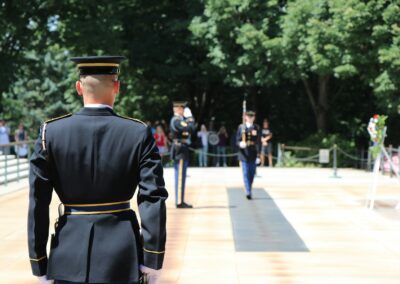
37, 275, 54, 284
239, 141, 247, 149
140, 265, 161, 284
183, 107, 192, 118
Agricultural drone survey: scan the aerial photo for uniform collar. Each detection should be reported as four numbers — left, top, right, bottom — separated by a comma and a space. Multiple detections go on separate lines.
245, 122, 253, 128
84, 103, 113, 109
76, 107, 116, 116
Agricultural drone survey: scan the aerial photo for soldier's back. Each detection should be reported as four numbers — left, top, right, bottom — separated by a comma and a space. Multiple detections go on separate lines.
44, 108, 149, 282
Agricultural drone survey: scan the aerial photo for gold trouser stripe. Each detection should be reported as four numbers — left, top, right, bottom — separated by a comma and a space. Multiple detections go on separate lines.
64, 208, 131, 215
178, 159, 183, 203
77, 63, 119, 67
64, 200, 130, 207
30, 256, 47, 262
143, 248, 165, 254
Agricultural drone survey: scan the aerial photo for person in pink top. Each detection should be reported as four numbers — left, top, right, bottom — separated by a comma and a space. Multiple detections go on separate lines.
154, 125, 169, 163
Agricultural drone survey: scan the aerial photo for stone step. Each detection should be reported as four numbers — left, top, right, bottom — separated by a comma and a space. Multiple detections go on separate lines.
0, 158, 29, 169
0, 164, 29, 177
0, 170, 29, 185
0, 155, 17, 162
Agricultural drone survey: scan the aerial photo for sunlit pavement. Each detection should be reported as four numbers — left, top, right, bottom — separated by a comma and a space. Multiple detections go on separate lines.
1, 167, 400, 283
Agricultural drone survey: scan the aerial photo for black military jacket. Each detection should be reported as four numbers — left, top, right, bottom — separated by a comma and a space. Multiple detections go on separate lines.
169, 114, 195, 161
28, 107, 168, 283
236, 123, 261, 162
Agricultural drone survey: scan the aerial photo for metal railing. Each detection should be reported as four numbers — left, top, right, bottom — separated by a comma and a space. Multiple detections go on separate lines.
1, 140, 35, 186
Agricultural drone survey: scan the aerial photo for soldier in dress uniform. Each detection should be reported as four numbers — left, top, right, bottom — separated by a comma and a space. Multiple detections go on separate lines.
169, 101, 195, 208
236, 110, 261, 199
28, 56, 168, 284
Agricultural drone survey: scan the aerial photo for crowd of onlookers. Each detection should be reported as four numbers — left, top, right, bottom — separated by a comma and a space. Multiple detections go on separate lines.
0, 118, 274, 166
147, 118, 273, 167
0, 120, 29, 157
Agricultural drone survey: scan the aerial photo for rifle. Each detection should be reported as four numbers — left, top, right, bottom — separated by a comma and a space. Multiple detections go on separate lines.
242, 94, 247, 143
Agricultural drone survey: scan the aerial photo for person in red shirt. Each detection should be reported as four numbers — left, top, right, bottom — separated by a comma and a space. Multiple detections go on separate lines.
154, 125, 169, 163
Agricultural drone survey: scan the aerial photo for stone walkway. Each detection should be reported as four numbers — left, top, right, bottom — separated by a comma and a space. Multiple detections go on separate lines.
1, 168, 399, 283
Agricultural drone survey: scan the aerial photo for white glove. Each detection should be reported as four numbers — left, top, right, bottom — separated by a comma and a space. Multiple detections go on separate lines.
38, 275, 53, 284
239, 141, 247, 149
183, 107, 192, 118
140, 265, 162, 284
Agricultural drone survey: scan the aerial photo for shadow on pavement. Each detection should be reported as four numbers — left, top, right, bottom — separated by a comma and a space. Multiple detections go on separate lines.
227, 187, 309, 252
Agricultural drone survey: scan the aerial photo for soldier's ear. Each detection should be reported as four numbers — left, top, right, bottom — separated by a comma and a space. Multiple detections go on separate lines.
113, 80, 120, 95
75, 81, 83, 96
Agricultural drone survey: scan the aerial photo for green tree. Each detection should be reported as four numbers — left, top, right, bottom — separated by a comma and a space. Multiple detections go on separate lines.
2, 46, 77, 135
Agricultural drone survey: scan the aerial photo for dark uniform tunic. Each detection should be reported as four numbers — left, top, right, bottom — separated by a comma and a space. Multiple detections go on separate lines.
28, 107, 168, 283
169, 114, 195, 206
236, 123, 261, 196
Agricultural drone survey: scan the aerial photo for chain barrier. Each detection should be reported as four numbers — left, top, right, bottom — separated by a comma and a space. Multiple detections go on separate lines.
188, 147, 239, 157
336, 146, 369, 162
157, 144, 396, 171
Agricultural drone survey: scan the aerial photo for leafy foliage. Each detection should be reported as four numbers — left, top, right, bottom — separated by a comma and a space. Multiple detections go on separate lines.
1, 0, 400, 146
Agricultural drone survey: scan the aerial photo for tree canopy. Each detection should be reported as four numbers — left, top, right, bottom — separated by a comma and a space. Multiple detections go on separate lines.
1, 0, 399, 147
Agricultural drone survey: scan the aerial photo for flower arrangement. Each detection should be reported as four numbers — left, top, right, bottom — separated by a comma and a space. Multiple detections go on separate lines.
367, 114, 387, 158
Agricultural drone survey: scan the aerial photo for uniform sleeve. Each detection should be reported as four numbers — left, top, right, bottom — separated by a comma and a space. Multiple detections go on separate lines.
137, 126, 168, 270
186, 117, 196, 134
171, 117, 185, 132
27, 126, 53, 276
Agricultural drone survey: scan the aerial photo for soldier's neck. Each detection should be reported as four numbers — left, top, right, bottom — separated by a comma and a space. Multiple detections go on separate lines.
83, 96, 114, 108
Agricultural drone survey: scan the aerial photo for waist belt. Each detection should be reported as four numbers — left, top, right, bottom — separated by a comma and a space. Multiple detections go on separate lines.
63, 200, 131, 215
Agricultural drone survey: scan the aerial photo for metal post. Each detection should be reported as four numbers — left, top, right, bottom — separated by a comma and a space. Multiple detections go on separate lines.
389, 145, 393, 178
331, 144, 340, 178
398, 146, 400, 177
277, 143, 282, 166
28, 142, 32, 158
4, 147, 8, 186
16, 145, 20, 182
367, 147, 372, 172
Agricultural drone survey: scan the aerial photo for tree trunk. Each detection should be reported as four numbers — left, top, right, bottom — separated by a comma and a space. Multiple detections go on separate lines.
316, 75, 329, 133
302, 75, 330, 133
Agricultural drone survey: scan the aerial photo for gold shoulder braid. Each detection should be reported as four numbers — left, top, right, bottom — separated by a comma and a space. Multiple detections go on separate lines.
41, 113, 72, 150
117, 115, 147, 126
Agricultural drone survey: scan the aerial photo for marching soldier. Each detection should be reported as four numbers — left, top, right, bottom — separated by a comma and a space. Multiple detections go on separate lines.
236, 110, 261, 199
169, 101, 195, 208
28, 56, 168, 284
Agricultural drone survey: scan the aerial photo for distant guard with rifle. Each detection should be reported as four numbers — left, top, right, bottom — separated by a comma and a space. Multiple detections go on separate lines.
236, 110, 261, 199
170, 101, 195, 208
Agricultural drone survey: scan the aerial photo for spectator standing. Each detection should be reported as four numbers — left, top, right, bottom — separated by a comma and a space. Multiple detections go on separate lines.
154, 124, 169, 164
0, 120, 10, 155
261, 118, 273, 167
216, 126, 228, 167
15, 123, 29, 158
197, 124, 209, 167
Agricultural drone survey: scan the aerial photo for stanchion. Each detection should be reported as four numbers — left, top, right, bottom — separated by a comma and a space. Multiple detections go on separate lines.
398, 146, 400, 177
4, 147, 8, 186
277, 143, 282, 166
331, 144, 340, 178
367, 148, 372, 172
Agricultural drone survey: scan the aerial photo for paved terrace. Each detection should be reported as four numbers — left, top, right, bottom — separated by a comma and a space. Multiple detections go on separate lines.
1, 168, 399, 283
